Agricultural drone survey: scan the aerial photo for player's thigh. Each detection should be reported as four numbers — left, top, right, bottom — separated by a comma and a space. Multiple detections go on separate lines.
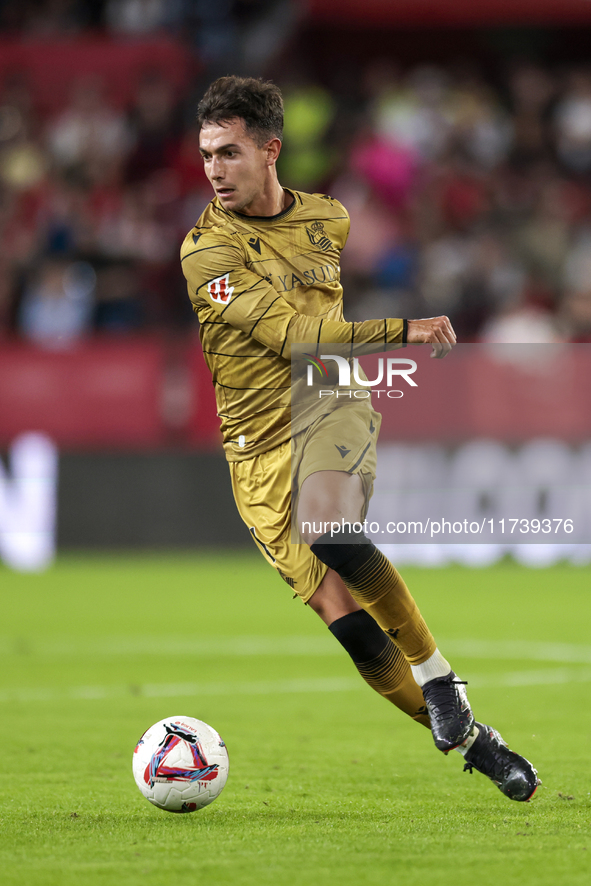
298, 471, 365, 544
229, 443, 327, 602
294, 404, 379, 543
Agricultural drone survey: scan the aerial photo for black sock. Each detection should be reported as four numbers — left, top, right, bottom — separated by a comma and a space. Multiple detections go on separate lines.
328, 610, 430, 726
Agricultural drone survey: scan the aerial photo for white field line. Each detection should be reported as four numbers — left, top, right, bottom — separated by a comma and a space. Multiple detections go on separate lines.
0, 677, 360, 703
1, 636, 591, 664
2, 668, 591, 704
0, 636, 339, 658
3, 637, 591, 703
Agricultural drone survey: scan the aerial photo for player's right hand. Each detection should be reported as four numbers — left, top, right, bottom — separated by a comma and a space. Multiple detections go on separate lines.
406, 316, 456, 358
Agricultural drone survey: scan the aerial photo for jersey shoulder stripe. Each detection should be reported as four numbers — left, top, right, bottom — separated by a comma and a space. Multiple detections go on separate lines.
180, 200, 249, 262
307, 191, 350, 221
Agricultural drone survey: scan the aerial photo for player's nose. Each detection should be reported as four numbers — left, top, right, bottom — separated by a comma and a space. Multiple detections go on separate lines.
210, 157, 224, 180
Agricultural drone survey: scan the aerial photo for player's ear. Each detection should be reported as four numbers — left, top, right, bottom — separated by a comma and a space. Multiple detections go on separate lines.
265, 137, 282, 165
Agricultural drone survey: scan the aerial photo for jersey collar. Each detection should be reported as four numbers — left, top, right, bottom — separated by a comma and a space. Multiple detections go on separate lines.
220, 189, 298, 223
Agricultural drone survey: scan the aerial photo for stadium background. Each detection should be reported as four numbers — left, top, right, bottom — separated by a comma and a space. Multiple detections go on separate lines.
2, 0, 591, 564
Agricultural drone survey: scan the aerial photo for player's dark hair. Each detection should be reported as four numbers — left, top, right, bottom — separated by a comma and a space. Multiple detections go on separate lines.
197, 76, 283, 146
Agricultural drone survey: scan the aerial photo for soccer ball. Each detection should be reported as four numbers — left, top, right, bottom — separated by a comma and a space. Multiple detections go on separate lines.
132, 715, 229, 813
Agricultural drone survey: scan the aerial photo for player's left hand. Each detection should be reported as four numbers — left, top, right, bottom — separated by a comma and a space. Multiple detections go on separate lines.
406, 315, 456, 358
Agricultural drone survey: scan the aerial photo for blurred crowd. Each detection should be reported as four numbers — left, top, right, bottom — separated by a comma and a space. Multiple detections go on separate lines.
1, 2, 591, 345
296, 60, 591, 343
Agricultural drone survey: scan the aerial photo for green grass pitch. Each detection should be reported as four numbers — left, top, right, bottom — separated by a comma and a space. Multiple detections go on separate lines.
1, 553, 590, 886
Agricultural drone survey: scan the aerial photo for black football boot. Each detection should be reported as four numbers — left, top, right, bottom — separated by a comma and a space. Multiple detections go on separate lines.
462, 722, 540, 802
421, 670, 475, 752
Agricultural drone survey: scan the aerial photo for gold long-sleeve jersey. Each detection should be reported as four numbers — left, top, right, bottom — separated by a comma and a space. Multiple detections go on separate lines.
181, 189, 405, 461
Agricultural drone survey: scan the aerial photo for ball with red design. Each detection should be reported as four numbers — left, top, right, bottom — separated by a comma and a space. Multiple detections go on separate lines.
132, 716, 229, 812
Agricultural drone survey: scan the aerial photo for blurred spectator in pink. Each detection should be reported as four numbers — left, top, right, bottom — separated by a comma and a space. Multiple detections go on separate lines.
333, 176, 400, 275
350, 134, 417, 210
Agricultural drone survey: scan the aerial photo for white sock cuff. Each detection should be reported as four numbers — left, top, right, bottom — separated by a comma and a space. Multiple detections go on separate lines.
410, 648, 452, 687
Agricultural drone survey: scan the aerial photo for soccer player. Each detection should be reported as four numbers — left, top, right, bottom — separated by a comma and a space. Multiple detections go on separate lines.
181, 76, 539, 801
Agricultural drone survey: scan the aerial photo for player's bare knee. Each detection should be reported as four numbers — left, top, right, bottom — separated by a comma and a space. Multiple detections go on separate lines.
308, 571, 360, 625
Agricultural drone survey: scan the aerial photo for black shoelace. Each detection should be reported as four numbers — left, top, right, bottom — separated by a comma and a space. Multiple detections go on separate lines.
463, 737, 508, 781
424, 678, 468, 721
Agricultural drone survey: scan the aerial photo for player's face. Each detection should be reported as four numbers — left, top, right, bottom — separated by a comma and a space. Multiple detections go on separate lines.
199, 119, 272, 214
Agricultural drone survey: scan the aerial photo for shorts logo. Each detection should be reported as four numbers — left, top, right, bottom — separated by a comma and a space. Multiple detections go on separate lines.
208, 273, 234, 305
277, 569, 297, 588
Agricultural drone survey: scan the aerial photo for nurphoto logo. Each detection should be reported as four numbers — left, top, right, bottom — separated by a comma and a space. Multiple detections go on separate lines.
303, 354, 418, 399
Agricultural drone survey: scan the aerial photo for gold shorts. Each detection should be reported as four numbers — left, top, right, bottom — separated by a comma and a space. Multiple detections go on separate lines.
229, 403, 381, 603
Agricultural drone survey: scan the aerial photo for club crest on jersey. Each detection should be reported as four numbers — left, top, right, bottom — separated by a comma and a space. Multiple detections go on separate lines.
208, 273, 234, 304
306, 220, 333, 252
